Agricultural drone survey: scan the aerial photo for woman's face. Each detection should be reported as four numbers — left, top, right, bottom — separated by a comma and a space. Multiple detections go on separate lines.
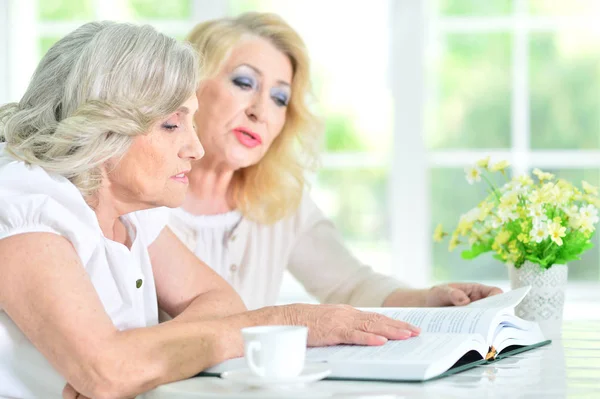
195, 36, 293, 169
106, 94, 204, 209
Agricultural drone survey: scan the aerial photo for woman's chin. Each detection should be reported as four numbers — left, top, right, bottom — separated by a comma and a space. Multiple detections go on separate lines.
155, 192, 187, 209
228, 149, 263, 169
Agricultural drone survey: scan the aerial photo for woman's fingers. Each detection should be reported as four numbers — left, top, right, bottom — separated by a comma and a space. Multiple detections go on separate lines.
354, 313, 420, 339
62, 383, 90, 399
343, 329, 389, 346
62, 384, 77, 399
299, 304, 420, 347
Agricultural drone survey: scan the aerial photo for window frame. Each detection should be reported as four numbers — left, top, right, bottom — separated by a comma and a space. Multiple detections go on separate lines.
419, 0, 600, 284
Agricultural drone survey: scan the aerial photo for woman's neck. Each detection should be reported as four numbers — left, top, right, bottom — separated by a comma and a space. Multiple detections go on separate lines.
86, 189, 132, 247
182, 162, 237, 216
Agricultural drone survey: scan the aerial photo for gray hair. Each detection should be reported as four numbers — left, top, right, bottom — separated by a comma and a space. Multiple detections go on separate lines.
0, 21, 200, 195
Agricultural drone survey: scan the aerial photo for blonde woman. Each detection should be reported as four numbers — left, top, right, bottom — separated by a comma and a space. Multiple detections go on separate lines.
0, 21, 420, 399
171, 12, 502, 310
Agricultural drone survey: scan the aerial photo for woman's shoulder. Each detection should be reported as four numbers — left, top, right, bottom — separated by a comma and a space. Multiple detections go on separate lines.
0, 144, 86, 204
0, 144, 100, 261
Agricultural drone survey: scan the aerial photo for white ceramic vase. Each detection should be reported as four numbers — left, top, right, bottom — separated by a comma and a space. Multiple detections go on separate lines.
509, 261, 568, 339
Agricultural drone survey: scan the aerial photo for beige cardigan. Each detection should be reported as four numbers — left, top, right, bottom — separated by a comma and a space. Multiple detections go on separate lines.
168, 195, 406, 310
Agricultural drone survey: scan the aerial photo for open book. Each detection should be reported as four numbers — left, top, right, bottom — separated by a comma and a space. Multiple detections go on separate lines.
204, 286, 550, 382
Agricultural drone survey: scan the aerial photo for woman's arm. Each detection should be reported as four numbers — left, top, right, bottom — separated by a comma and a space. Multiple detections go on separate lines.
1, 231, 420, 398
0, 232, 246, 398
288, 199, 406, 306
149, 227, 246, 321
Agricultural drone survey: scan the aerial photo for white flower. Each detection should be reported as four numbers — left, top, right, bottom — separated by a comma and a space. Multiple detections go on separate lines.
490, 218, 502, 229
464, 207, 482, 223
528, 204, 548, 223
579, 217, 595, 234
580, 204, 599, 224
564, 205, 579, 218
465, 167, 482, 185
576, 205, 599, 234
497, 207, 519, 223
500, 192, 519, 210
530, 222, 549, 243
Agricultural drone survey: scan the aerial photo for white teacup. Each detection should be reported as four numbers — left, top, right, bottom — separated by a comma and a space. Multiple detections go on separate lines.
241, 325, 308, 379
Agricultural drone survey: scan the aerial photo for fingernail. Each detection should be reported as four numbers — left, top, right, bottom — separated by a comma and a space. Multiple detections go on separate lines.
377, 336, 388, 344
396, 330, 412, 339
410, 330, 420, 337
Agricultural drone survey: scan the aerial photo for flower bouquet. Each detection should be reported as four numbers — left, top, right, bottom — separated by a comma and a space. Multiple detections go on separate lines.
434, 157, 600, 337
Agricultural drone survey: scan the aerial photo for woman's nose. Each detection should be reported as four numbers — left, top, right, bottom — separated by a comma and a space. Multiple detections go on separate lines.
181, 129, 204, 160
245, 93, 267, 123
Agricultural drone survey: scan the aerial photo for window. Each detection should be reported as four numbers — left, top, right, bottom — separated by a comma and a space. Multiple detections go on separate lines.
428, 0, 600, 282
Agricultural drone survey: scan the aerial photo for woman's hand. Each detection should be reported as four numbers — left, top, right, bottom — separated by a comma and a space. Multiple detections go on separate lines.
424, 283, 502, 307
62, 384, 90, 399
284, 303, 420, 347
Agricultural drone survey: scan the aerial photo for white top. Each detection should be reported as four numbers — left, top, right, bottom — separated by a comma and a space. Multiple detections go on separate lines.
169, 195, 406, 311
171, 208, 242, 287
0, 144, 169, 398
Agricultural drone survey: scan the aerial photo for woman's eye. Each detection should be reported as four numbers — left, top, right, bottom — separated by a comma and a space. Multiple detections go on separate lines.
162, 123, 179, 131
232, 77, 254, 90
273, 95, 289, 107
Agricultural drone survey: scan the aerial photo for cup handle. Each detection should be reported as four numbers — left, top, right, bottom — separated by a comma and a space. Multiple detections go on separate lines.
246, 341, 264, 376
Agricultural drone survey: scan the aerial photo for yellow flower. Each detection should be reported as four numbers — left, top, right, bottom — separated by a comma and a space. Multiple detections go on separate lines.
548, 221, 566, 246
476, 156, 491, 170
584, 195, 600, 209
465, 167, 482, 185
582, 180, 599, 196
490, 160, 510, 174
516, 174, 534, 186
556, 188, 573, 204
433, 224, 446, 242
517, 233, 529, 243
478, 201, 494, 220
449, 233, 460, 251
529, 190, 543, 205
456, 208, 479, 235
533, 168, 555, 181
495, 230, 511, 246
500, 192, 519, 209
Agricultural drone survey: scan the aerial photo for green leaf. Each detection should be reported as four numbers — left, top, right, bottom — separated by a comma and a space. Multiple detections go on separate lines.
460, 242, 490, 260
525, 255, 543, 264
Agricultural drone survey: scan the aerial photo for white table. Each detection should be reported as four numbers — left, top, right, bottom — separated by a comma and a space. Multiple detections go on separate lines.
147, 321, 600, 399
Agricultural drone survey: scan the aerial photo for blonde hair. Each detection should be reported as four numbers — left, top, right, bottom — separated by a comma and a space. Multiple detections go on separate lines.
187, 12, 322, 224
0, 21, 199, 196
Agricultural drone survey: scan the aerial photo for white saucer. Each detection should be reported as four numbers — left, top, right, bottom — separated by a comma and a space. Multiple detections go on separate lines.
220, 363, 331, 388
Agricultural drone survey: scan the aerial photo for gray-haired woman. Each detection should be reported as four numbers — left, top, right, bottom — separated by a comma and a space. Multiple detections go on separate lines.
0, 21, 419, 399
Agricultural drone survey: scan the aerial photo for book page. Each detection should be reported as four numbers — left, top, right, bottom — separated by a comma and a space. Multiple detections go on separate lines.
463, 286, 530, 309
375, 307, 499, 337
362, 287, 532, 338
306, 334, 488, 381
306, 333, 486, 363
